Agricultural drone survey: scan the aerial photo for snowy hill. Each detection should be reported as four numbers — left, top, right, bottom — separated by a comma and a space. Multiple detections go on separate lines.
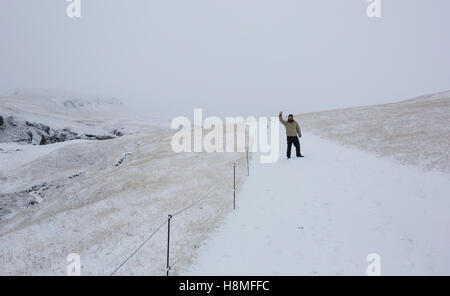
297, 90, 450, 173
0, 89, 167, 145
186, 91, 450, 276
0, 89, 247, 275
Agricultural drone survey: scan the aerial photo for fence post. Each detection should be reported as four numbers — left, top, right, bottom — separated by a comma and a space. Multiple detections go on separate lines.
233, 163, 236, 210
166, 214, 172, 276
246, 146, 249, 176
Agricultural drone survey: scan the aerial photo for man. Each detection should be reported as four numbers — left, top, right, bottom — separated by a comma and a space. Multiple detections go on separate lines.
279, 111, 304, 158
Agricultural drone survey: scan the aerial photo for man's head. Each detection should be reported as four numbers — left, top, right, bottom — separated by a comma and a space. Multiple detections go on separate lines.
288, 114, 294, 122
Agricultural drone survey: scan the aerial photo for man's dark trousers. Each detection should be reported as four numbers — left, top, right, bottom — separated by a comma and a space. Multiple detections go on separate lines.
287, 136, 301, 158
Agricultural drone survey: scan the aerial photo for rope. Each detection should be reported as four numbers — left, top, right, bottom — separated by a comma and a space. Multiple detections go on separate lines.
110, 219, 168, 276
110, 187, 217, 276
171, 187, 217, 218
235, 180, 245, 190
110, 158, 250, 276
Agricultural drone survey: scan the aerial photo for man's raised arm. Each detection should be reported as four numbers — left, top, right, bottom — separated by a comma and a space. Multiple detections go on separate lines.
279, 111, 287, 126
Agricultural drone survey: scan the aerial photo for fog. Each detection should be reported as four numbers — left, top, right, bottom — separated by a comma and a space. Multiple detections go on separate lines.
1, 0, 449, 119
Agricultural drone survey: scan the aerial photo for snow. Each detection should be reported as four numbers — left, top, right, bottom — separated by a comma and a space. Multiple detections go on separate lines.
0, 140, 88, 172
298, 91, 450, 173
0, 130, 248, 275
186, 133, 450, 276
1, 89, 449, 275
0, 90, 248, 275
0, 89, 169, 142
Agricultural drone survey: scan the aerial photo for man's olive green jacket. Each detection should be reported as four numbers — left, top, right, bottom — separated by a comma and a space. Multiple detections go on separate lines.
279, 115, 302, 137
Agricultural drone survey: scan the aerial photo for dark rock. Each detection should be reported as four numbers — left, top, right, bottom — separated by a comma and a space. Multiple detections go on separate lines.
1, 116, 116, 145
111, 129, 124, 137
7, 116, 16, 127
115, 152, 132, 167
0, 115, 3, 126
94, 134, 115, 140
27, 131, 33, 143
39, 136, 46, 145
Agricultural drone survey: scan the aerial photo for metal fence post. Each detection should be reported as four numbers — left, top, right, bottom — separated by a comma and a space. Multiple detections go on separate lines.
166, 214, 172, 276
246, 146, 249, 176
233, 163, 236, 210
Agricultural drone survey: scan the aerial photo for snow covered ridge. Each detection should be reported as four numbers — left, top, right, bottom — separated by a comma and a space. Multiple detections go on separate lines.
0, 89, 164, 145
298, 90, 450, 173
0, 89, 248, 275
2, 89, 126, 117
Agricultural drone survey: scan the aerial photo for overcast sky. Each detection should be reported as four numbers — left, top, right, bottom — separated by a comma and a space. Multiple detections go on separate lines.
1, 0, 449, 119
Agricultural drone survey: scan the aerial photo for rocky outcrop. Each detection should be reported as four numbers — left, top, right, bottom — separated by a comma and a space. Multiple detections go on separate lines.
0, 172, 83, 221
115, 152, 132, 167
110, 128, 124, 137
0, 115, 3, 127
0, 116, 121, 145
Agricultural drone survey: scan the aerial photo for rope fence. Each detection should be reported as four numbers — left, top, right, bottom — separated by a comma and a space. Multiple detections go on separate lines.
171, 187, 217, 218
110, 149, 251, 276
110, 219, 168, 276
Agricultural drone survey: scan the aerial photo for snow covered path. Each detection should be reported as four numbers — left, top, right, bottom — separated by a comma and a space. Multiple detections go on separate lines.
186, 133, 450, 275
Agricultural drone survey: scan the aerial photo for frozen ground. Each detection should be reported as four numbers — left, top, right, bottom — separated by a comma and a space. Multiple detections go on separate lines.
186, 133, 450, 276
